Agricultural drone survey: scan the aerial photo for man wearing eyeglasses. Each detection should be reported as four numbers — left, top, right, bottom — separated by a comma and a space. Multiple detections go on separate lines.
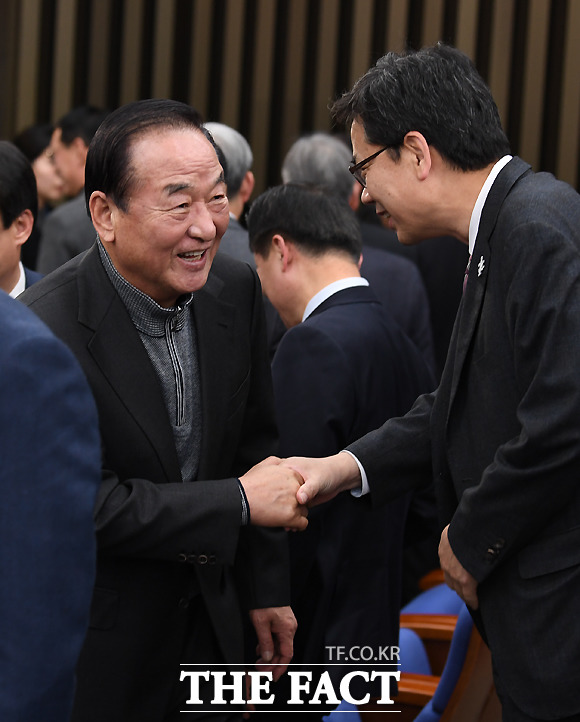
280, 44, 580, 722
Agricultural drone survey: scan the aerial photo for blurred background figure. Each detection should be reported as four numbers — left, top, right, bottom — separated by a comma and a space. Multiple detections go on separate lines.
205, 122, 255, 266
0, 141, 43, 296
281, 131, 436, 374
13, 123, 65, 269
206, 120, 284, 353
281, 132, 441, 603
36, 105, 109, 274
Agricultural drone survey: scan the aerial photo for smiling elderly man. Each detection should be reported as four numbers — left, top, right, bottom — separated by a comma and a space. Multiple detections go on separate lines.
20, 98, 306, 722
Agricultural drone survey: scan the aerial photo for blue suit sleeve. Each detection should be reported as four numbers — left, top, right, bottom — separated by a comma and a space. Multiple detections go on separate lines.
0, 317, 101, 720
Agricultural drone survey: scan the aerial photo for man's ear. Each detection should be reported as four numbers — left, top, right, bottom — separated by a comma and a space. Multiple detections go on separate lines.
239, 171, 255, 205
11, 209, 34, 247
348, 180, 362, 211
72, 136, 90, 164
89, 191, 116, 243
403, 131, 432, 180
271, 233, 294, 272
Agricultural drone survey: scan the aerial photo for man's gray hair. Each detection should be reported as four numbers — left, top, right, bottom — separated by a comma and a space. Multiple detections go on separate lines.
281, 132, 354, 203
204, 122, 253, 198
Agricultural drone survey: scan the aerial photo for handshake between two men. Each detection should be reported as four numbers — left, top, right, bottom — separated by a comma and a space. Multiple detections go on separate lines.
239, 452, 362, 529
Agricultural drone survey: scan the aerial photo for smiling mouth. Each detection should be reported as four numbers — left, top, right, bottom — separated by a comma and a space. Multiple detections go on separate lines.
179, 249, 206, 260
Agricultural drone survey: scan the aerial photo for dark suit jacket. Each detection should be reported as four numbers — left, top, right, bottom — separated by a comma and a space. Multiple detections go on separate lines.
360, 244, 436, 373
359, 219, 468, 379
20, 245, 289, 721
36, 193, 97, 274
348, 158, 580, 717
23, 265, 42, 288
1, 290, 100, 721
272, 285, 433, 689
218, 215, 254, 265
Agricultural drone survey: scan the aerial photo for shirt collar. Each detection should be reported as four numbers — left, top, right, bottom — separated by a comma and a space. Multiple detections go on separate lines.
9, 262, 26, 299
302, 277, 369, 322
468, 155, 512, 255
97, 238, 193, 336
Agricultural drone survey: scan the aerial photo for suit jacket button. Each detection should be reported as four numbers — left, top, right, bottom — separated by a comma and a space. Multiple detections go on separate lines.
198, 554, 208, 565
178, 553, 188, 563
178, 597, 190, 609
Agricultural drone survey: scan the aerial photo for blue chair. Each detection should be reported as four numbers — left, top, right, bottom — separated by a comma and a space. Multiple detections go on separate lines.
324, 700, 361, 720
399, 627, 432, 674
402, 583, 464, 616
400, 583, 464, 677
396, 604, 501, 721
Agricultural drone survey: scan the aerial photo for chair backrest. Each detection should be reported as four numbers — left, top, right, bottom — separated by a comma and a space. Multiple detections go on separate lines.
402, 583, 464, 616
429, 605, 474, 714
399, 627, 432, 674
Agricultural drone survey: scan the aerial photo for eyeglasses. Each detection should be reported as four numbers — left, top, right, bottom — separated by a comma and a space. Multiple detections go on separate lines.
348, 146, 390, 188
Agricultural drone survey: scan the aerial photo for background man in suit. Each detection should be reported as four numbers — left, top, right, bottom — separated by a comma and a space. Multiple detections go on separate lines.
280, 44, 580, 722
37, 105, 109, 273
205, 121, 286, 357
205, 122, 255, 267
0, 290, 101, 720
281, 131, 436, 373
21, 99, 306, 722
13, 123, 65, 269
247, 184, 434, 718
0, 141, 42, 295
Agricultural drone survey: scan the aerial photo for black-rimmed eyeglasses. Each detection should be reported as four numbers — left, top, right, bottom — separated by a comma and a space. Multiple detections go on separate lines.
348, 147, 389, 188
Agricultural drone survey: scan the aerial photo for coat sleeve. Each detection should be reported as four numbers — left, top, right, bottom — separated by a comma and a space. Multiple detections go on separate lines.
347, 391, 436, 505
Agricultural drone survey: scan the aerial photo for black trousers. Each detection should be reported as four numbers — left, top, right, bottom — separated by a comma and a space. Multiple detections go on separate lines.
164, 596, 244, 722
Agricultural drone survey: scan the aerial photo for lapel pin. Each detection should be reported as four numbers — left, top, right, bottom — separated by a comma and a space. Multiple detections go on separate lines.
478, 255, 485, 277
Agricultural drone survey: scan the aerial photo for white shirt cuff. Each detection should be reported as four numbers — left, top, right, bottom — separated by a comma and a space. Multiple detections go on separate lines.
340, 450, 370, 497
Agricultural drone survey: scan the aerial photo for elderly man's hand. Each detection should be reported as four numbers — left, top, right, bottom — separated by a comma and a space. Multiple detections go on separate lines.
240, 457, 308, 529
249, 606, 297, 681
439, 525, 479, 609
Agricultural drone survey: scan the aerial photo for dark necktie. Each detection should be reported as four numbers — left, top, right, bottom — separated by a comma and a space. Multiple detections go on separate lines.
463, 254, 472, 294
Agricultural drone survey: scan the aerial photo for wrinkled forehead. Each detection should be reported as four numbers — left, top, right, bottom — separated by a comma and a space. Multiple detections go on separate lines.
130, 125, 217, 161
120, 126, 223, 198
127, 126, 222, 186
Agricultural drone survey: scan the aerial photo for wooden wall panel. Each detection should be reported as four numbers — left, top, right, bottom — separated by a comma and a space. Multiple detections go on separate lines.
15, 0, 41, 129
151, 0, 176, 97
558, 0, 580, 184
349, 0, 374, 87
52, 0, 77, 118
190, 0, 213, 119
279, 0, 309, 159
422, 0, 445, 47
2, 0, 580, 191
248, 0, 277, 192
455, 0, 478, 58
220, 0, 246, 127
488, 0, 515, 128
387, 0, 411, 53
87, 0, 112, 109
120, 0, 145, 105
313, 0, 340, 131
519, 0, 551, 170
